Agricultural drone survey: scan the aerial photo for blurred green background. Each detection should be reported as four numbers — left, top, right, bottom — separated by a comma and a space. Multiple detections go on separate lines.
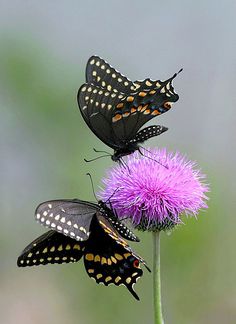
1, 1, 235, 323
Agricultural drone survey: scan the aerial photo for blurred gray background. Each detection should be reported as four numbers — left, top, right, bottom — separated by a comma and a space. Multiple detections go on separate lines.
0, 1, 235, 323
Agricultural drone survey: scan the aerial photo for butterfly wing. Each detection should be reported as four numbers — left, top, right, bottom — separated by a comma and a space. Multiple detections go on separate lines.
86, 56, 135, 94
83, 215, 149, 300
35, 199, 98, 241
100, 201, 140, 242
97, 214, 150, 271
111, 75, 180, 141
17, 230, 85, 267
78, 57, 180, 147
78, 83, 126, 149
133, 78, 162, 91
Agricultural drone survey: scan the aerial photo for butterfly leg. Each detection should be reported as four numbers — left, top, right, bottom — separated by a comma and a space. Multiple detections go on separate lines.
119, 158, 131, 174
138, 147, 168, 169
93, 148, 112, 156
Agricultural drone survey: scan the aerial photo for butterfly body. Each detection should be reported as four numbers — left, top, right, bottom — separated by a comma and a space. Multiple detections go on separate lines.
18, 199, 150, 300
78, 56, 181, 161
111, 141, 137, 162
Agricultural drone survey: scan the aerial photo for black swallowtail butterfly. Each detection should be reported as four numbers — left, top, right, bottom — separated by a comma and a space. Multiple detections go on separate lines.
77, 55, 181, 161
17, 199, 150, 300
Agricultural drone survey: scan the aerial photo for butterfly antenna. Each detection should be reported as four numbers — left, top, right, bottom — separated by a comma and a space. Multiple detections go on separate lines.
84, 154, 110, 163
86, 173, 97, 201
105, 187, 122, 205
138, 147, 168, 169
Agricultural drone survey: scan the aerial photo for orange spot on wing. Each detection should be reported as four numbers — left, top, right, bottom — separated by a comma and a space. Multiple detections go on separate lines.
116, 103, 124, 109
141, 104, 148, 112
127, 96, 134, 102
139, 91, 147, 97
131, 108, 136, 113
123, 112, 130, 117
149, 90, 156, 95
112, 114, 122, 122
137, 105, 142, 111
143, 109, 151, 115
151, 110, 160, 115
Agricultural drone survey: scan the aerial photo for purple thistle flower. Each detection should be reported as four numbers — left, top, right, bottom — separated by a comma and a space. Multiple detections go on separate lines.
99, 148, 209, 231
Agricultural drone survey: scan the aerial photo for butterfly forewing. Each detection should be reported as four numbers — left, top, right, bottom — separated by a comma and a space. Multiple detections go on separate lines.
78, 83, 125, 148
78, 83, 123, 120
35, 200, 97, 241
86, 56, 135, 94
83, 215, 144, 300
17, 230, 85, 267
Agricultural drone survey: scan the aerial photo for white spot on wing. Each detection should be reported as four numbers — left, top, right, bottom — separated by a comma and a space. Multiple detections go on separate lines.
80, 226, 87, 234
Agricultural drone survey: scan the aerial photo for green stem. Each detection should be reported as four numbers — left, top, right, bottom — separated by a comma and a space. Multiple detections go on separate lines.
153, 231, 164, 324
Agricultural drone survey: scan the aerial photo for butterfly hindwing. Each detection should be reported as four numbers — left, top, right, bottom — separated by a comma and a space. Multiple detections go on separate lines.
35, 199, 98, 241
83, 215, 145, 300
111, 78, 179, 141
97, 214, 150, 271
133, 78, 159, 91
17, 230, 85, 267
86, 55, 135, 94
